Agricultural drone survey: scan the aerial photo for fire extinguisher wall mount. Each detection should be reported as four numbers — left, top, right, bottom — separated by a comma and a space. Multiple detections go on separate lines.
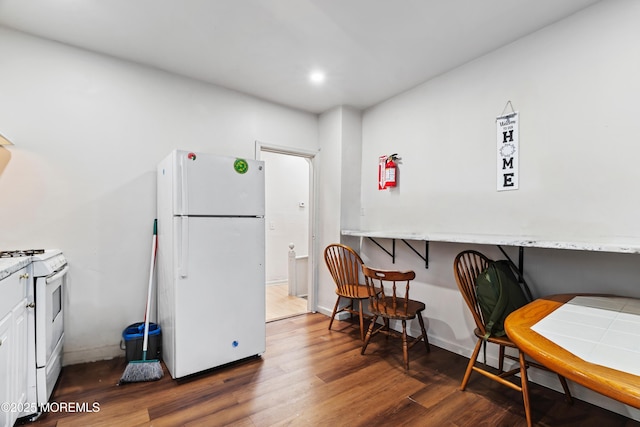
379, 153, 400, 190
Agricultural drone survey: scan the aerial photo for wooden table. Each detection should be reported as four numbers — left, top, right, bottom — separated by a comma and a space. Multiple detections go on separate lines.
505, 293, 640, 409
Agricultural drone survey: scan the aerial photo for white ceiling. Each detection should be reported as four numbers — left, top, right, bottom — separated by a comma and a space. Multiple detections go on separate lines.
0, 0, 600, 114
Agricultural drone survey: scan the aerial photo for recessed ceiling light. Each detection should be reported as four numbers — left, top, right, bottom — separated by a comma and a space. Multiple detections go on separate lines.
309, 71, 325, 84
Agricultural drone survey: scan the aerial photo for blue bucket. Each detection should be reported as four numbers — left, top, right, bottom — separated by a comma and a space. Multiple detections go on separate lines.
121, 322, 162, 362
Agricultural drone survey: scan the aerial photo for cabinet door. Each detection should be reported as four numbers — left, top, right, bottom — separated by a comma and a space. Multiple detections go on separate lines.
0, 312, 12, 427
12, 299, 28, 416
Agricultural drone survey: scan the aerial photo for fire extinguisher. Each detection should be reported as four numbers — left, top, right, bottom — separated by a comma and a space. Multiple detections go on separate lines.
384, 154, 398, 188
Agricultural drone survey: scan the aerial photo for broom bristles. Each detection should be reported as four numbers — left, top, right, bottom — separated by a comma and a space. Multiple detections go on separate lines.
118, 358, 163, 384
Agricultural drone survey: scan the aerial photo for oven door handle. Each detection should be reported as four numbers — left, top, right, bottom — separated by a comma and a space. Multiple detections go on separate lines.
46, 265, 69, 284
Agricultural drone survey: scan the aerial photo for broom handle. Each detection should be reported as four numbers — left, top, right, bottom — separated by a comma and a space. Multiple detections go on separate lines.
142, 219, 158, 359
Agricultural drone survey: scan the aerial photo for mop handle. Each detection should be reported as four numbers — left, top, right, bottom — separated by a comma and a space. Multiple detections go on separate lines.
142, 219, 158, 358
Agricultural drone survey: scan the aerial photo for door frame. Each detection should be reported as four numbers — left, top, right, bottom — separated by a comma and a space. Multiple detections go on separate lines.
255, 140, 319, 313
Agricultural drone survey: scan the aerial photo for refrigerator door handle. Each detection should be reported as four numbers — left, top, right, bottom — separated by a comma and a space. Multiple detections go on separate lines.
178, 155, 189, 215
178, 216, 189, 278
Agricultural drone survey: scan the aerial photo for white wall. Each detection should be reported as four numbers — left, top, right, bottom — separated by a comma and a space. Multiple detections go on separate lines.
360, 0, 640, 245
317, 108, 343, 316
316, 106, 363, 317
339, 107, 363, 231
262, 151, 309, 284
0, 27, 319, 363
357, 0, 640, 419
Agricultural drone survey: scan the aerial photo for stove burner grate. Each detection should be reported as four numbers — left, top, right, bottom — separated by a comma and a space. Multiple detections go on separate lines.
0, 249, 46, 258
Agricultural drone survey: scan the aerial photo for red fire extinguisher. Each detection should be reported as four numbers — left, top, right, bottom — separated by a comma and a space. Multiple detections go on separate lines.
384, 154, 398, 188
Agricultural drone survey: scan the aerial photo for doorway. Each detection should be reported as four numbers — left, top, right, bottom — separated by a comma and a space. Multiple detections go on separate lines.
256, 142, 317, 322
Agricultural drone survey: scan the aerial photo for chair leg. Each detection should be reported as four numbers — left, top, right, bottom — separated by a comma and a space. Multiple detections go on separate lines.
519, 350, 532, 427
557, 374, 573, 404
498, 345, 505, 373
328, 296, 341, 331
361, 314, 378, 355
461, 338, 482, 391
384, 318, 390, 339
357, 299, 365, 341
416, 311, 430, 353
401, 319, 409, 371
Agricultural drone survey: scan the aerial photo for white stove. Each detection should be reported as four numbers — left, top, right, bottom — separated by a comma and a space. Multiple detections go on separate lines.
1, 249, 68, 420
30, 251, 67, 277
31, 250, 68, 415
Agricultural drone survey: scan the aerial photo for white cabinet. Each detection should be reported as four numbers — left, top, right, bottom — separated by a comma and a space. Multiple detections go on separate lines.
12, 299, 28, 418
0, 312, 13, 427
0, 267, 30, 427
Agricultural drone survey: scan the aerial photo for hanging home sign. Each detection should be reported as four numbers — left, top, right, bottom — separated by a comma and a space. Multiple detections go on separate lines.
496, 108, 519, 191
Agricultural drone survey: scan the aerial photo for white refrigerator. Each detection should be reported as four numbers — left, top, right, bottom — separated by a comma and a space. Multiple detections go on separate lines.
156, 149, 266, 379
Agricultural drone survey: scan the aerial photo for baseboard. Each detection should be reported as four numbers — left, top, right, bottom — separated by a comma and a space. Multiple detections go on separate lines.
63, 344, 124, 366
266, 280, 288, 286
314, 305, 353, 321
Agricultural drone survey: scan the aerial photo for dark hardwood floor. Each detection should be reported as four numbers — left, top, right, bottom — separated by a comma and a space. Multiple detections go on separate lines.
23, 313, 639, 427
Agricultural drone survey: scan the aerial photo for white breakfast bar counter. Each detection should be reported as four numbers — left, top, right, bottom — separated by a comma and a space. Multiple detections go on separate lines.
341, 230, 640, 255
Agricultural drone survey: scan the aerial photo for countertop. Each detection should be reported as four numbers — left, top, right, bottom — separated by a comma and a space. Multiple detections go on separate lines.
341, 230, 640, 254
0, 257, 32, 281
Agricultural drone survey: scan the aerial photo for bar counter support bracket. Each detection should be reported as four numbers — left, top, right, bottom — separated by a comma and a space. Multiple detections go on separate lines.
365, 237, 429, 268
401, 239, 429, 269
366, 237, 395, 263
497, 245, 525, 280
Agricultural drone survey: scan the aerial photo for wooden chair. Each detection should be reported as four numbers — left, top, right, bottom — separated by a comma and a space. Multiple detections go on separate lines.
360, 265, 430, 370
324, 243, 372, 341
453, 250, 572, 427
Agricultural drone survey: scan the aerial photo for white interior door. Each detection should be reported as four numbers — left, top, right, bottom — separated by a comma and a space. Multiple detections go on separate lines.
258, 143, 317, 316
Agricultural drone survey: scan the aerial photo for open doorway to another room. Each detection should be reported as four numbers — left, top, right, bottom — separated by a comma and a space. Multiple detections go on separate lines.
260, 149, 311, 322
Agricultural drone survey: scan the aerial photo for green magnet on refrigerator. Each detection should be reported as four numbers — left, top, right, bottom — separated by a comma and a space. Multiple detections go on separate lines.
234, 159, 248, 174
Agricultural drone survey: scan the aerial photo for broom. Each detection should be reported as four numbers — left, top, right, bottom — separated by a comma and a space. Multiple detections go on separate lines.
119, 219, 163, 384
